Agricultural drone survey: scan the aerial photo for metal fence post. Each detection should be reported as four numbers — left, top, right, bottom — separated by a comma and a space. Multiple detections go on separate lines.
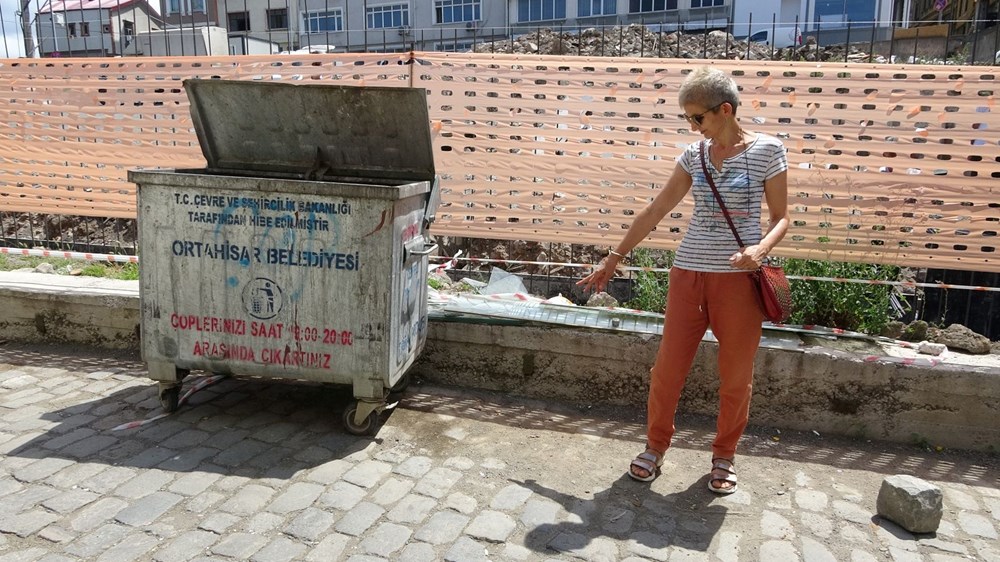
970, 19, 981, 64
701, 13, 707, 58
676, 13, 680, 58
770, 13, 776, 59
844, 20, 851, 62
869, 16, 876, 63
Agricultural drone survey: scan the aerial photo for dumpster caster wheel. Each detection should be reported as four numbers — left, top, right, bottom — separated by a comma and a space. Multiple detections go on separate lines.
159, 385, 181, 414
343, 402, 378, 436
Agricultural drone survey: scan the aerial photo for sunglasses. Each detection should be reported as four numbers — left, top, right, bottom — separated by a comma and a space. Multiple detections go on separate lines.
680, 102, 724, 126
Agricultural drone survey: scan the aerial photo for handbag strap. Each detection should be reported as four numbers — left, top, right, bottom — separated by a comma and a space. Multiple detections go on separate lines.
698, 140, 745, 248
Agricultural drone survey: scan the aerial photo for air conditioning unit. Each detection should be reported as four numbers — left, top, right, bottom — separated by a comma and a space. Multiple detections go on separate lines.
397, 25, 411, 36
465, 21, 478, 30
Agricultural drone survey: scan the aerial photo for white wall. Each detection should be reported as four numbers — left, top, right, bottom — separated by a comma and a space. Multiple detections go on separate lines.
125, 25, 228, 55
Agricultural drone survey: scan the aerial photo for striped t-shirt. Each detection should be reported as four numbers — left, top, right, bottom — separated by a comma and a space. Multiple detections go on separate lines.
674, 133, 788, 273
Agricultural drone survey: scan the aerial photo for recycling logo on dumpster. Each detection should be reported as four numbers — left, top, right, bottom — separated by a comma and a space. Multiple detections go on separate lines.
243, 277, 283, 320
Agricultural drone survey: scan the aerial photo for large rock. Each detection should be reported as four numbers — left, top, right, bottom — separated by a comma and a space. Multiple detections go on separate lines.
932, 323, 992, 354
586, 291, 619, 308
876, 475, 943, 533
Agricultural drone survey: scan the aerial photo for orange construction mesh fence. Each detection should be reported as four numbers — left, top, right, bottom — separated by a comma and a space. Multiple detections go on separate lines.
1, 53, 997, 272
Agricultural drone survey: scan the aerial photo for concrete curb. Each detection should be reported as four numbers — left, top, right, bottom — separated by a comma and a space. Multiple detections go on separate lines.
1, 270, 997, 452
0, 271, 140, 349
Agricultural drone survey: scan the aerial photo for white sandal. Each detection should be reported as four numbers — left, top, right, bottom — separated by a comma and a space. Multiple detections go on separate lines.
708, 458, 737, 494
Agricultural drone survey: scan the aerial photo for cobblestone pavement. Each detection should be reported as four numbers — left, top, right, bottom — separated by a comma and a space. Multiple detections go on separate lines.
1, 344, 998, 562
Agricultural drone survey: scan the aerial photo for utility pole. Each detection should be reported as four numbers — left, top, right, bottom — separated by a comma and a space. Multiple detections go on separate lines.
19, 0, 37, 56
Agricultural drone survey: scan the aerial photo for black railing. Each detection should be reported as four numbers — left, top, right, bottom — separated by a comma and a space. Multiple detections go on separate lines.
2, 11, 999, 64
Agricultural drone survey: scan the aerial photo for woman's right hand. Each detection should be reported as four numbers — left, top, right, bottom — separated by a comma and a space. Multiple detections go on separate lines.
576, 255, 621, 293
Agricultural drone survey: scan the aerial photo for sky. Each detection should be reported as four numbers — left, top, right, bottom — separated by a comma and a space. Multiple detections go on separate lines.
1, 0, 28, 57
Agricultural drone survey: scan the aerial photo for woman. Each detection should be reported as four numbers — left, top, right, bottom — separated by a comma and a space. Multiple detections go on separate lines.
577, 67, 790, 494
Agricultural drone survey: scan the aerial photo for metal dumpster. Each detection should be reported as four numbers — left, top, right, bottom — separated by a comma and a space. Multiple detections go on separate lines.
129, 80, 439, 435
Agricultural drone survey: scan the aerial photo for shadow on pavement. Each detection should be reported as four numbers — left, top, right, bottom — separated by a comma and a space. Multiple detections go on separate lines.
1, 344, 380, 478
518, 474, 727, 557
402, 384, 1000, 490
2, 342, 997, 489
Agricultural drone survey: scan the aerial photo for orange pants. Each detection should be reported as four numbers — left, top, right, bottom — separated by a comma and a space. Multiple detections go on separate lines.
646, 267, 763, 460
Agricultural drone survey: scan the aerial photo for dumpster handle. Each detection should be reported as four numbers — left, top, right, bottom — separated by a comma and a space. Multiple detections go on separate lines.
409, 242, 439, 256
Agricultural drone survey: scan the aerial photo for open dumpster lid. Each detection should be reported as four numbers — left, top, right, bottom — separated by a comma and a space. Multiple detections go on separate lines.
184, 79, 436, 183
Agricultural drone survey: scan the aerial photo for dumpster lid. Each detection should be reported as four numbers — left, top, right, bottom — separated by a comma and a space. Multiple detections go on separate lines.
184, 79, 436, 183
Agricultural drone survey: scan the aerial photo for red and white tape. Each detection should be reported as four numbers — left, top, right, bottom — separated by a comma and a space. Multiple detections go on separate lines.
1, 246, 138, 264
428, 255, 1000, 293
111, 374, 228, 431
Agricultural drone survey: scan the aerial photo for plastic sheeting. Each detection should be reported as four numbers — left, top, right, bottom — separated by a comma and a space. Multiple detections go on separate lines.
1, 53, 997, 272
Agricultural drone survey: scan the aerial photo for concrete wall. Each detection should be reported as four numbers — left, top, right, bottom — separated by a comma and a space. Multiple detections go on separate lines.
0, 273, 139, 350
0, 271, 996, 452
411, 321, 1000, 452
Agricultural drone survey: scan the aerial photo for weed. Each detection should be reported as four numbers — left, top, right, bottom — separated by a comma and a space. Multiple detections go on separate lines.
0, 256, 140, 281
79, 264, 107, 277
624, 248, 673, 313
117, 263, 139, 281
911, 432, 932, 452
784, 259, 902, 336
427, 277, 445, 290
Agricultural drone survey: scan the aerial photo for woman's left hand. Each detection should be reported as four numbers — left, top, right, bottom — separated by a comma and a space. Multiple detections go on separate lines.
729, 245, 767, 270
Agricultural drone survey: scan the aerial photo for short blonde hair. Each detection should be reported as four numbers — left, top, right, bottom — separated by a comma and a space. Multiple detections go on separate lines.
678, 67, 740, 116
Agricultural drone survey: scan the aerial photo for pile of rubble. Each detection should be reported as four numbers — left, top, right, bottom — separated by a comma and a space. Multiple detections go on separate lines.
474, 24, 877, 62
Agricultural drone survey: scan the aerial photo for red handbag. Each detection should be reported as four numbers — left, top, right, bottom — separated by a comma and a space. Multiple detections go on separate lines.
699, 141, 792, 323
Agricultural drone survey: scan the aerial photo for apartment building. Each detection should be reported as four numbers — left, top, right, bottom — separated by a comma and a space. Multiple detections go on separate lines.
35, 0, 162, 57
150, 0, 912, 54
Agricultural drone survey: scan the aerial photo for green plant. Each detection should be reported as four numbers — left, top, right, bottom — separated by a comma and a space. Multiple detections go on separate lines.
3, 256, 76, 271
79, 264, 108, 277
427, 277, 445, 290
624, 248, 674, 313
116, 262, 140, 281
783, 258, 902, 335
0, 255, 141, 280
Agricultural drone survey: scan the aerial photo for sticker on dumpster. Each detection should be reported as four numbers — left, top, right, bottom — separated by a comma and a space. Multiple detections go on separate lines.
243, 277, 283, 320
189, 341, 333, 369
173, 192, 351, 231
170, 239, 360, 271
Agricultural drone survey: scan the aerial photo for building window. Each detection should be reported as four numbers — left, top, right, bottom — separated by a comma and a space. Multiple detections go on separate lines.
267, 8, 289, 30
517, 0, 566, 22
577, 0, 615, 17
435, 0, 481, 23
167, 0, 205, 15
122, 20, 134, 47
690, 0, 723, 6
435, 40, 474, 51
366, 4, 410, 29
304, 10, 344, 32
814, 0, 875, 27
628, 0, 676, 14
67, 22, 90, 37
228, 11, 250, 32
